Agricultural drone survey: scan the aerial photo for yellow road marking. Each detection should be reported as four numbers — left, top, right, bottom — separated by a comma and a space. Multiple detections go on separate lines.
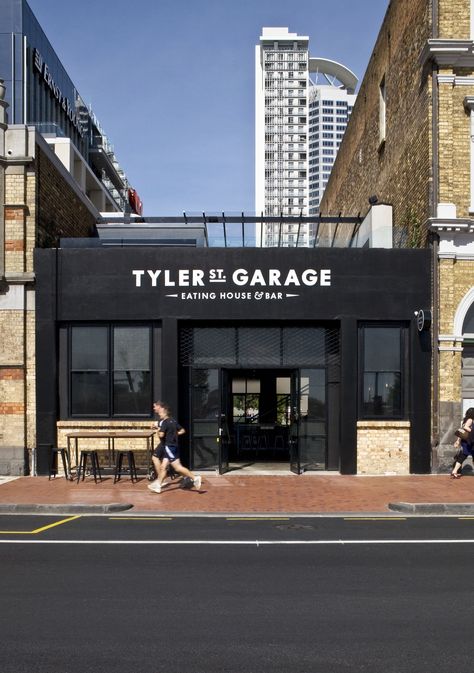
344, 517, 406, 521
108, 517, 173, 521
0, 515, 81, 535
458, 517, 474, 520
226, 517, 290, 521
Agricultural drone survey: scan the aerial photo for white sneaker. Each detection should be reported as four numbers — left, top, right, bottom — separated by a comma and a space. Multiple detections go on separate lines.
147, 482, 161, 493
193, 475, 202, 490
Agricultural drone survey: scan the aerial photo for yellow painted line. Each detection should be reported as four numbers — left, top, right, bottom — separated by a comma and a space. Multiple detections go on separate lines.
226, 517, 290, 521
0, 515, 81, 535
108, 517, 173, 521
458, 517, 474, 520
344, 517, 407, 521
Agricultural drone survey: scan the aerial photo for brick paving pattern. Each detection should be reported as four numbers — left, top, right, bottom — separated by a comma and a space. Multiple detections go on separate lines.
0, 473, 472, 513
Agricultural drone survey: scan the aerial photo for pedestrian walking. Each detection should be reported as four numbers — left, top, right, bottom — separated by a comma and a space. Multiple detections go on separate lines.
148, 401, 201, 493
451, 407, 474, 478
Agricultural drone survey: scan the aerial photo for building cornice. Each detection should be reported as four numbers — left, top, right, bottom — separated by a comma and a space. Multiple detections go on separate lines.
428, 218, 474, 233
420, 39, 474, 68
3, 272, 35, 284
437, 75, 474, 86
0, 155, 34, 167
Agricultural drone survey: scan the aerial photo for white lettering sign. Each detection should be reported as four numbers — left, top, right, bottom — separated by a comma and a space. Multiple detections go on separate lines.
33, 48, 86, 137
132, 267, 332, 301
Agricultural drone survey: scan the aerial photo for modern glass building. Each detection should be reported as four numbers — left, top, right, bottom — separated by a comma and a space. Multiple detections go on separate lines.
0, 0, 136, 212
255, 28, 357, 243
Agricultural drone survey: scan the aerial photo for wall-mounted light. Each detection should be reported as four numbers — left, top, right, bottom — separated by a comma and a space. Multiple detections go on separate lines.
414, 309, 432, 331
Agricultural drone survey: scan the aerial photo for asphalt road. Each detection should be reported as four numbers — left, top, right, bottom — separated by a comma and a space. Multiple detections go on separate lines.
1, 515, 473, 673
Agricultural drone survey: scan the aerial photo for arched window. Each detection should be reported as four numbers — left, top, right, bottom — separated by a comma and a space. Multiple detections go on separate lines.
462, 303, 474, 335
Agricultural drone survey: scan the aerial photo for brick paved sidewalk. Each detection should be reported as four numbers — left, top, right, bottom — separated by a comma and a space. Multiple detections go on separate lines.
0, 473, 472, 513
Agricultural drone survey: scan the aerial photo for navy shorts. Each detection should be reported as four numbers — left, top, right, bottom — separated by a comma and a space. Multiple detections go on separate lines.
161, 445, 179, 463
152, 445, 167, 461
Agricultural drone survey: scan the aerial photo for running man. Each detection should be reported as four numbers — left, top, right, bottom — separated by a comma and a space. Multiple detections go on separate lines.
148, 401, 201, 493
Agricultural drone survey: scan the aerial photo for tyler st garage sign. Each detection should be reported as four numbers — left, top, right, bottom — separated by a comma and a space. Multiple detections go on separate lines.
131, 267, 332, 301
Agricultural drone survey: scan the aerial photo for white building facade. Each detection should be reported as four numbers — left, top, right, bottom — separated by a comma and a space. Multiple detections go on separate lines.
255, 28, 357, 243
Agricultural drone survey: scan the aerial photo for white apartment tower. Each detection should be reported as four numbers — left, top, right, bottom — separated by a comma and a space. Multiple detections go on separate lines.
256, 28, 357, 243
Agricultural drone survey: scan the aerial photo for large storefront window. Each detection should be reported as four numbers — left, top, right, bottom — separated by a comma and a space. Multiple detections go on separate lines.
70, 325, 151, 417
359, 325, 406, 418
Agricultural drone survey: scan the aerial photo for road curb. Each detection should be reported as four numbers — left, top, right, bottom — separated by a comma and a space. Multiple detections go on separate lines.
389, 502, 474, 514
0, 503, 133, 514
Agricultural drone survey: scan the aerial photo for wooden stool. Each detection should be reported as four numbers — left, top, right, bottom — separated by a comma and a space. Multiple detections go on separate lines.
76, 450, 102, 483
114, 450, 138, 483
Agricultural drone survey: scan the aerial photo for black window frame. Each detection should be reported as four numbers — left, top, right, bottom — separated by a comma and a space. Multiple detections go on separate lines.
358, 323, 408, 420
67, 323, 153, 419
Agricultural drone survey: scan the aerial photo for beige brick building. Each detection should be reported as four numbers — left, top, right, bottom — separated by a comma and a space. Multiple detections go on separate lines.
321, 0, 474, 470
0, 82, 102, 474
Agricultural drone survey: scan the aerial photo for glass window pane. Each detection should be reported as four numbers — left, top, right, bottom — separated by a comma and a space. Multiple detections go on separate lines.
246, 379, 261, 393
364, 328, 400, 371
463, 304, 474, 334
276, 377, 291, 394
113, 371, 151, 415
299, 369, 327, 470
232, 378, 246, 394
114, 327, 150, 370
363, 372, 401, 416
192, 369, 220, 419
71, 372, 108, 415
233, 394, 246, 422
246, 394, 260, 422
71, 327, 107, 369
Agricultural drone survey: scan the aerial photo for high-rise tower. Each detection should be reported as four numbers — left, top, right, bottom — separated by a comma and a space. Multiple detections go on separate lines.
255, 27, 357, 244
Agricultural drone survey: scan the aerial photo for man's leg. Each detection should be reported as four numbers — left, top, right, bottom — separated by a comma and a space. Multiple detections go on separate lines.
148, 458, 170, 493
171, 459, 201, 489
151, 455, 161, 480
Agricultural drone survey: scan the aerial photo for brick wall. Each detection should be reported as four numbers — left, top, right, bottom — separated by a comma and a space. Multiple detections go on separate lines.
56, 421, 154, 474
436, 255, 474, 469
321, 0, 432, 236
438, 76, 473, 217
37, 147, 95, 246
1, 136, 98, 474
438, 0, 470, 38
357, 421, 411, 474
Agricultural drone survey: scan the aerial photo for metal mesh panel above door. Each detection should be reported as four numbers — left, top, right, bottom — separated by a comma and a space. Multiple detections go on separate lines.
180, 325, 340, 368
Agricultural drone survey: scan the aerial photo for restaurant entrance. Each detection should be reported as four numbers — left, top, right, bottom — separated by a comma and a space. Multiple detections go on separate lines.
179, 324, 339, 474
218, 368, 327, 474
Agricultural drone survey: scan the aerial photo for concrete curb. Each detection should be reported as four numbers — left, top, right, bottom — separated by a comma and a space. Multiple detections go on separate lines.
0, 503, 133, 514
389, 502, 474, 514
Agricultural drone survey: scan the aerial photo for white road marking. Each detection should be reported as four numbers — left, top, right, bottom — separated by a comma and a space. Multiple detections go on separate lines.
0, 538, 474, 545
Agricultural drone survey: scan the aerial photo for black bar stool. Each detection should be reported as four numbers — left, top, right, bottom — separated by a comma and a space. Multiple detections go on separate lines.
48, 447, 71, 480
76, 450, 102, 483
114, 450, 138, 484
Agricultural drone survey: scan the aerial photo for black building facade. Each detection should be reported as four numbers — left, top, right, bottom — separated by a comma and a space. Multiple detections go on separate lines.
35, 245, 432, 476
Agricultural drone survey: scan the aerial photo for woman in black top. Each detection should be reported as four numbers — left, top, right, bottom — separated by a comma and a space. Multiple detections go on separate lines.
451, 407, 474, 479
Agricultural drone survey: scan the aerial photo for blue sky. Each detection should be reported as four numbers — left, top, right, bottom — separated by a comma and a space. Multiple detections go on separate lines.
28, 0, 389, 215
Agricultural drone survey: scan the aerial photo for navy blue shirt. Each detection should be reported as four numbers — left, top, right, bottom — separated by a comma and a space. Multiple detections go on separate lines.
159, 417, 183, 447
